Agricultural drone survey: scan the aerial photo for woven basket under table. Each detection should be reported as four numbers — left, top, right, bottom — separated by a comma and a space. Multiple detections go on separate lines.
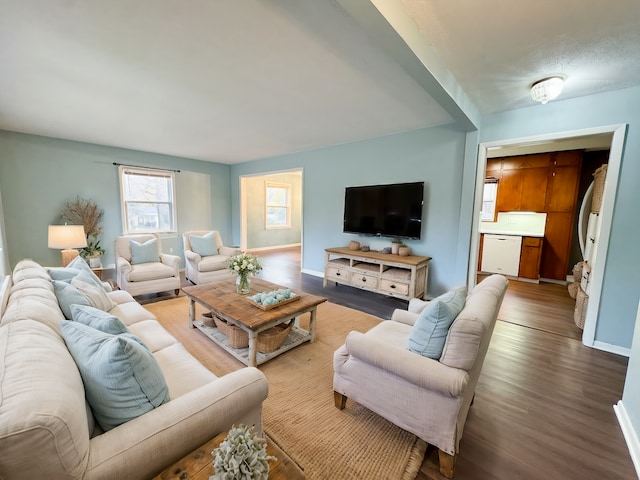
257, 320, 294, 353
213, 316, 249, 349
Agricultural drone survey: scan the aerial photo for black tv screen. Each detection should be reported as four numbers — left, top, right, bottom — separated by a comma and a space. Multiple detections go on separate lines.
343, 182, 424, 239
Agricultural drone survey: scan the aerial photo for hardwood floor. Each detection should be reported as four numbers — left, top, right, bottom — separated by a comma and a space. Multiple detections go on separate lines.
256, 248, 635, 480
135, 246, 636, 479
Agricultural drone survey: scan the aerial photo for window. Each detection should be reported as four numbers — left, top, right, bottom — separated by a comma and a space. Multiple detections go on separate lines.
481, 179, 498, 221
265, 182, 291, 229
119, 166, 177, 234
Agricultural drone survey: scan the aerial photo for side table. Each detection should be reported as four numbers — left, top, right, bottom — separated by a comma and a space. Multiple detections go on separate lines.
153, 432, 304, 480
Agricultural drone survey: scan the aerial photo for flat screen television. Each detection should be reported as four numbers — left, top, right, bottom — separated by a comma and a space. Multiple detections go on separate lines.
343, 181, 424, 239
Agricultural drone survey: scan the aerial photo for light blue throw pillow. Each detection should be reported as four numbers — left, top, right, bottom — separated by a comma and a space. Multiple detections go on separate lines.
407, 285, 467, 359
53, 279, 92, 319
189, 232, 217, 257
60, 320, 169, 431
49, 264, 104, 290
130, 238, 158, 265
70, 304, 128, 335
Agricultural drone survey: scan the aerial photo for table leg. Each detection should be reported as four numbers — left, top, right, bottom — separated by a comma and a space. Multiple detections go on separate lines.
188, 299, 196, 328
248, 331, 258, 367
309, 307, 317, 343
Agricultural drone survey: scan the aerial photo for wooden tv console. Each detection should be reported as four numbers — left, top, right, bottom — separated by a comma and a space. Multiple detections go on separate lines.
324, 247, 431, 300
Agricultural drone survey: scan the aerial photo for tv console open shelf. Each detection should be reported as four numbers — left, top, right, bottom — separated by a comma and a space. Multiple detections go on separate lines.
323, 247, 431, 300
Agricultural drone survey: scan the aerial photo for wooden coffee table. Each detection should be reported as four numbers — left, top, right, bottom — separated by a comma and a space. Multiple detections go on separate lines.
153, 431, 304, 479
182, 278, 327, 367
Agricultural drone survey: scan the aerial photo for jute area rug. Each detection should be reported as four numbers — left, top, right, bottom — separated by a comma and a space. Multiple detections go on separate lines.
146, 297, 427, 480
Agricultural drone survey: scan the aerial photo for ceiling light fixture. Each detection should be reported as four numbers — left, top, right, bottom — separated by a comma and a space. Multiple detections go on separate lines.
530, 77, 564, 104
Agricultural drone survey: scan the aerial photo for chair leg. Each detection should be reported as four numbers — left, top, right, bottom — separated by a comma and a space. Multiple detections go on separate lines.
438, 449, 456, 479
333, 391, 347, 410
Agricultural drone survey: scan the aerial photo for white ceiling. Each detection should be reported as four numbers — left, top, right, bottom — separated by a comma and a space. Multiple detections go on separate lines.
1, 0, 639, 164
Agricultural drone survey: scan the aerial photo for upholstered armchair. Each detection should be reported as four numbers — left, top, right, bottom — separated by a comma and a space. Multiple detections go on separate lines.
333, 274, 508, 478
182, 230, 240, 285
114, 233, 181, 297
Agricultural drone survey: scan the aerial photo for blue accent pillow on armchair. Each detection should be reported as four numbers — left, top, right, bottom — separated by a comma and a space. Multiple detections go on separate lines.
189, 232, 217, 257
407, 285, 467, 359
130, 238, 158, 265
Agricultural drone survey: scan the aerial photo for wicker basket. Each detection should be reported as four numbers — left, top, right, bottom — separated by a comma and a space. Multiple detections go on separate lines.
213, 316, 249, 349
567, 282, 580, 300
201, 311, 215, 327
257, 321, 294, 353
591, 164, 607, 213
574, 287, 588, 330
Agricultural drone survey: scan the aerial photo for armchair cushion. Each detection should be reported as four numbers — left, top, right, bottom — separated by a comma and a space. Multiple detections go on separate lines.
60, 320, 170, 432
130, 238, 159, 265
198, 255, 230, 273
407, 285, 466, 359
189, 232, 217, 257
127, 262, 177, 282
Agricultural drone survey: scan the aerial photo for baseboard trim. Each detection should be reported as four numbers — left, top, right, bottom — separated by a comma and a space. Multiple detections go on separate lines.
301, 268, 323, 278
592, 340, 631, 357
614, 400, 640, 477
247, 243, 301, 253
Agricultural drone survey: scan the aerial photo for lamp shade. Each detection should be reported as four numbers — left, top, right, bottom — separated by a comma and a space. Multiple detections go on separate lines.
48, 225, 88, 249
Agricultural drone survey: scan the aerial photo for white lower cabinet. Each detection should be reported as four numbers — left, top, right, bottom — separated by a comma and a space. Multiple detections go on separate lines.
481, 234, 522, 277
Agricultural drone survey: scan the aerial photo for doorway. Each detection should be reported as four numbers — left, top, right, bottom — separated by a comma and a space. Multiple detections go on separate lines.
469, 124, 626, 352
239, 168, 303, 254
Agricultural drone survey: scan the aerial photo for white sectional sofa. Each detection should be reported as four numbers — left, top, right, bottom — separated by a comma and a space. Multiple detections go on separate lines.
0, 259, 269, 480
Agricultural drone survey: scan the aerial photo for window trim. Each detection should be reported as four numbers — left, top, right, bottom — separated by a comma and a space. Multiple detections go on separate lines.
481, 178, 498, 222
118, 166, 177, 235
265, 182, 291, 230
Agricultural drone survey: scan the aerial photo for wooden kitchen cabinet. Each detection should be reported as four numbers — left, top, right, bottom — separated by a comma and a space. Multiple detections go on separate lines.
540, 212, 575, 280
519, 236, 543, 280
490, 150, 582, 282
494, 154, 550, 212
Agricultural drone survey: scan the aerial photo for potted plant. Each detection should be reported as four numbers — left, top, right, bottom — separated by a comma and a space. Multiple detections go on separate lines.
211, 424, 275, 480
398, 243, 411, 256
81, 239, 106, 268
391, 238, 403, 255
61, 196, 105, 267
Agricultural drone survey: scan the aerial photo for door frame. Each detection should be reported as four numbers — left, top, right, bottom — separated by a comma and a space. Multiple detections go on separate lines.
239, 168, 304, 254
468, 123, 627, 353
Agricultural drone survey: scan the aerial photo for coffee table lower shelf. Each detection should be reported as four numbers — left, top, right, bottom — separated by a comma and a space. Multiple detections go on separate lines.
193, 319, 311, 366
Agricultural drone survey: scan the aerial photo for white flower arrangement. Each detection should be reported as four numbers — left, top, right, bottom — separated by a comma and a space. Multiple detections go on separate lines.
211, 424, 275, 480
227, 252, 262, 276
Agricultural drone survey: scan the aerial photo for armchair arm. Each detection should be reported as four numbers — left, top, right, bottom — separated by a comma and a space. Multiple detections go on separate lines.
219, 246, 241, 256
391, 309, 419, 326
344, 331, 468, 397
116, 256, 132, 275
408, 298, 431, 314
160, 253, 181, 272
86, 367, 268, 479
184, 249, 202, 264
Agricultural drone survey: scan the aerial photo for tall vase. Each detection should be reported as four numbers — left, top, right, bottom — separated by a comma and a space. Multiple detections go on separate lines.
236, 272, 251, 294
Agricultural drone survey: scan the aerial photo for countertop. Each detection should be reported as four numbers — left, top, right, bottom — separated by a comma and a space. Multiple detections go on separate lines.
479, 230, 544, 238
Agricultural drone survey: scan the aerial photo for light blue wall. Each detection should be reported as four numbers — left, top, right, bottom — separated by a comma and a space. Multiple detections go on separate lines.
0, 131, 232, 269
622, 300, 640, 454
480, 86, 640, 351
230, 125, 469, 296
245, 173, 302, 249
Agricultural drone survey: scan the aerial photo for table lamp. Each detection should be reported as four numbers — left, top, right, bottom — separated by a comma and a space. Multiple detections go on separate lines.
48, 225, 87, 266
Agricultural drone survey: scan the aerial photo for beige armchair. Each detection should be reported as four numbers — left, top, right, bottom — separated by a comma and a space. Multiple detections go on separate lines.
114, 233, 181, 297
333, 274, 508, 478
182, 230, 240, 285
